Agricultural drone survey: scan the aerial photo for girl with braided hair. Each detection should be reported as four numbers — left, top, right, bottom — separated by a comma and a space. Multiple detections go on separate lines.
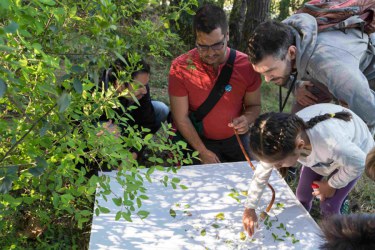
242, 103, 375, 237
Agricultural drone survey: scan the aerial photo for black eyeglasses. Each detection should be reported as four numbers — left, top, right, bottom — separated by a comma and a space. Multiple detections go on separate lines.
196, 36, 226, 52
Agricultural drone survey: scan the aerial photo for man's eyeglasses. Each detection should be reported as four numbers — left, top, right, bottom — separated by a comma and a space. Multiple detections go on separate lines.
196, 36, 226, 52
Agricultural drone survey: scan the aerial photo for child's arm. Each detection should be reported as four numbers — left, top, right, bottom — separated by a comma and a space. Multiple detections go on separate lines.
243, 161, 273, 236
244, 161, 273, 208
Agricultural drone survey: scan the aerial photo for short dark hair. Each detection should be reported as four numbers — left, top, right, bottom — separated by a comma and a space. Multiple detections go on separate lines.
112, 55, 150, 79
105, 55, 150, 84
319, 213, 375, 250
247, 20, 294, 64
193, 4, 228, 36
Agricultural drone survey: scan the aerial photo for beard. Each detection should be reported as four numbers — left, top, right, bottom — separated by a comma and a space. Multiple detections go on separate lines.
271, 58, 294, 86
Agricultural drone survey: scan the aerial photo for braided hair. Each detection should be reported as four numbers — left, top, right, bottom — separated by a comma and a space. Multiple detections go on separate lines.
249, 111, 352, 162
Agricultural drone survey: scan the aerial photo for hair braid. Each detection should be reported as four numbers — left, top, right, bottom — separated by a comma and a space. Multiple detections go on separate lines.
249, 113, 305, 161
305, 111, 352, 129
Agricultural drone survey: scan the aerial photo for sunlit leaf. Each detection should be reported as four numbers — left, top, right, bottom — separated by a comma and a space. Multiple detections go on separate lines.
114, 51, 126, 64
239, 232, 246, 241
215, 212, 225, 220
39, 0, 56, 6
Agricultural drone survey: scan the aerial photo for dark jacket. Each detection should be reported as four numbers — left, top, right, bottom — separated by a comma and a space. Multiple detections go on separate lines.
99, 84, 160, 135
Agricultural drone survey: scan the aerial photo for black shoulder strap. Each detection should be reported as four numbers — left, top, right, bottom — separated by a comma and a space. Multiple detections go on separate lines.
279, 73, 297, 112
193, 48, 236, 121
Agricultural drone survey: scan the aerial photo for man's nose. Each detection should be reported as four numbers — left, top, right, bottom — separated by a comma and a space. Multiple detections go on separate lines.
264, 75, 272, 82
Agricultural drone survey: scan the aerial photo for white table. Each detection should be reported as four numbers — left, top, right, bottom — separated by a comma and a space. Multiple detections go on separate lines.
89, 161, 322, 249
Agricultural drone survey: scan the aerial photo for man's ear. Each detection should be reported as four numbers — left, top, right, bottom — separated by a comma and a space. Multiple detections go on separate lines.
226, 30, 229, 42
288, 45, 297, 60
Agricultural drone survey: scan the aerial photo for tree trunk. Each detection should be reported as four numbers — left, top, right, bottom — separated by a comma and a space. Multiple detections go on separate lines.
240, 0, 271, 52
229, 0, 247, 50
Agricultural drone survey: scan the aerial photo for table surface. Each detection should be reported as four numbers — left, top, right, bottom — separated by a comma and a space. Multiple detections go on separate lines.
89, 161, 322, 250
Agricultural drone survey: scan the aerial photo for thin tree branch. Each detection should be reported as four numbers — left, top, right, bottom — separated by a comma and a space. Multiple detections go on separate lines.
0, 103, 57, 163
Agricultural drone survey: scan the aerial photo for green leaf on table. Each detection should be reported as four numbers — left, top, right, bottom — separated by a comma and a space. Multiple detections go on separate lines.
136, 198, 142, 208
239, 231, 246, 241
171, 177, 180, 183
139, 195, 149, 200
240, 190, 248, 196
276, 202, 285, 209
215, 212, 225, 220
137, 210, 149, 219
112, 197, 122, 206
98, 206, 110, 214
292, 238, 300, 244
169, 208, 176, 218
115, 211, 121, 221
122, 211, 132, 222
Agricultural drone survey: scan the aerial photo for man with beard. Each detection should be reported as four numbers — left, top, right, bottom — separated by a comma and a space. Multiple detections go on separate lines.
168, 4, 261, 164
247, 14, 375, 135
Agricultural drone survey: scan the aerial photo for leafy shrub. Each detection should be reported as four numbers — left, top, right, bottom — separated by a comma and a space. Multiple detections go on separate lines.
0, 0, 197, 248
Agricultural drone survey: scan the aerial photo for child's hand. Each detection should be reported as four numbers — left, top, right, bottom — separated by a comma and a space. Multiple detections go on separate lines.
242, 208, 258, 237
313, 180, 336, 201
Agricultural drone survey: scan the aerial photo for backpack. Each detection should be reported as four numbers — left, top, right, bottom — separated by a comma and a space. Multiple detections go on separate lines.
296, 0, 375, 34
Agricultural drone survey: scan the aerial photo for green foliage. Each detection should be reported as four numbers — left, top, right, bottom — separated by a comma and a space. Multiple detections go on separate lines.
0, 0, 196, 248
272, 0, 309, 20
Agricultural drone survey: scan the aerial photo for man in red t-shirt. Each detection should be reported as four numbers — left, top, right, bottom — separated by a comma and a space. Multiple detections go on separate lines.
168, 4, 261, 164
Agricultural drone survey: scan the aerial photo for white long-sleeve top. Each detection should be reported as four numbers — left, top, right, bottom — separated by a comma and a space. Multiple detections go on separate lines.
245, 103, 375, 209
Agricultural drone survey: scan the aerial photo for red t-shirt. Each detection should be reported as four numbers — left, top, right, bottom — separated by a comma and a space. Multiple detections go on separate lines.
168, 48, 261, 140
